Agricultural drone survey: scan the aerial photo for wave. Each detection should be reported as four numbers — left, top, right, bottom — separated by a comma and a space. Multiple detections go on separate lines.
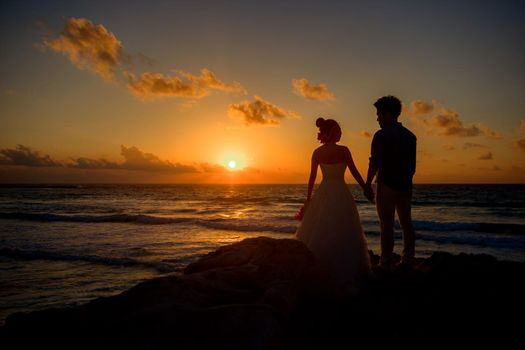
0, 212, 193, 225
360, 219, 525, 235
416, 232, 525, 249
0, 247, 182, 273
362, 229, 525, 249
2, 212, 524, 236
411, 200, 525, 208
411, 220, 525, 234
198, 219, 297, 234
0, 211, 297, 234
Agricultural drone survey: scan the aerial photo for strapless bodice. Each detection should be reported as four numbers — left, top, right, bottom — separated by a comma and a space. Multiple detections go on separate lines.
320, 162, 346, 181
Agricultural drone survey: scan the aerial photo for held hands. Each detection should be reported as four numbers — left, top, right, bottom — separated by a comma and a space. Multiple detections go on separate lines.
363, 184, 375, 204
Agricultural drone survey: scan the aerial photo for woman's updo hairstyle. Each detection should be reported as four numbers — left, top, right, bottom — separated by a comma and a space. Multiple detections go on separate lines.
316, 117, 342, 144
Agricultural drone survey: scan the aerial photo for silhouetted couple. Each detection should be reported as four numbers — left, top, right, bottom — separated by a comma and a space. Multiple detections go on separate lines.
295, 95, 417, 288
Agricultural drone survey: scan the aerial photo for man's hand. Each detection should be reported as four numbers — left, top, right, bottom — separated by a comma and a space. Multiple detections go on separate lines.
363, 185, 375, 204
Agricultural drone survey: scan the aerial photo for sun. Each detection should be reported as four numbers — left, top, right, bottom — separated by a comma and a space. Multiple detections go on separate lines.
228, 160, 237, 169
220, 151, 246, 171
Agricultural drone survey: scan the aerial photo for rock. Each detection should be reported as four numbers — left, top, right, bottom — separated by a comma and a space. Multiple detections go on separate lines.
1, 237, 524, 349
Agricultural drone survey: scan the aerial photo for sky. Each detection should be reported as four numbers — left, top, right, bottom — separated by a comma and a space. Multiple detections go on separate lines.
1, 0, 524, 184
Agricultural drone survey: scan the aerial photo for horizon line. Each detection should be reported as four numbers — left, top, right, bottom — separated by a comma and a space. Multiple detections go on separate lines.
1, 183, 524, 186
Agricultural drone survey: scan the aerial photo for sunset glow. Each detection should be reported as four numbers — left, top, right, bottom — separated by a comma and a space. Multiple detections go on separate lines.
0, 1, 524, 184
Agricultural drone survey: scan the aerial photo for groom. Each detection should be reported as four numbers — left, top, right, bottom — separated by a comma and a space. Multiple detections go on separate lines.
364, 95, 417, 267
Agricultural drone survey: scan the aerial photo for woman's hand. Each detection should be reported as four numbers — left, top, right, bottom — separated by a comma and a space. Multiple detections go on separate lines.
295, 200, 310, 221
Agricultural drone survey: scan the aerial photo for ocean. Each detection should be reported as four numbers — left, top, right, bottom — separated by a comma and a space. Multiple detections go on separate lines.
1, 184, 524, 323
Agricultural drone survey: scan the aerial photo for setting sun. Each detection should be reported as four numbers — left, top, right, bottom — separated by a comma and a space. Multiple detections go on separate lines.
228, 160, 237, 169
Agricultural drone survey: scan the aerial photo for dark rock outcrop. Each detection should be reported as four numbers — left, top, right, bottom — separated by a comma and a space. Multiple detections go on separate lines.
1, 237, 523, 349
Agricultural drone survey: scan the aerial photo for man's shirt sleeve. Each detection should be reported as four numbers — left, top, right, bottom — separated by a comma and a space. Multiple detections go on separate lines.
369, 131, 381, 169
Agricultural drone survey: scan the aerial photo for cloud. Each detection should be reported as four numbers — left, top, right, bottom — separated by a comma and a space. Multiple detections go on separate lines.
200, 163, 229, 173
292, 78, 335, 101
136, 52, 157, 67
515, 139, 525, 149
410, 100, 434, 115
430, 108, 483, 137
513, 119, 525, 149
118, 145, 198, 172
408, 100, 501, 139
2, 145, 242, 177
125, 68, 246, 99
69, 157, 119, 169
68, 146, 198, 173
43, 17, 245, 105
478, 152, 493, 160
0, 145, 62, 167
43, 17, 124, 81
429, 106, 500, 138
442, 144, 456, 151
479, 124, 502, 139
463, 142, 486, 149
360, 131, 372, 138
288, 111, 302, 119
229, 96, 295, 126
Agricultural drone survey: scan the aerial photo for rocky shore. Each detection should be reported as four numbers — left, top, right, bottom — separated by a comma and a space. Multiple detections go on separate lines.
1, 236, 523, 349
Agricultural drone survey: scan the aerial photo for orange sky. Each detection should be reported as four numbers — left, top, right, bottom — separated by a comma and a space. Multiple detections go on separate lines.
1, 2, 524, 184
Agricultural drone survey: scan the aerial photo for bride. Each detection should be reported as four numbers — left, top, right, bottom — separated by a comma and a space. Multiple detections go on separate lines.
296, 117, 373, 286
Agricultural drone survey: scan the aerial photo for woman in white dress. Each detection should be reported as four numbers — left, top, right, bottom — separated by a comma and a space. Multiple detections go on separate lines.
296, 117, 373, 286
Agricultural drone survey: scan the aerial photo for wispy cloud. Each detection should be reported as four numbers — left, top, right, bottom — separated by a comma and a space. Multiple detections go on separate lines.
360, 131, 372, 138
442, 144, 456, 151
410, 100, 434, 115
478, 151, 493, 160
292, 78, 335, 101
200, 163, 229, 173
43, 17, 124, 81
513, 119, 525, 149
125, 68, 246, 99
136, 52, 157, 67
479, 124, 502, 139
463, 142, 487, 149
0, 145, 62, 167
229, 96, 297, 126
515, 139, 525, 149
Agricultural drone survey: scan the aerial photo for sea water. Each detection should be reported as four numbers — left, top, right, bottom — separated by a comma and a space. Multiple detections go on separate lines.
1, 184, 524, 323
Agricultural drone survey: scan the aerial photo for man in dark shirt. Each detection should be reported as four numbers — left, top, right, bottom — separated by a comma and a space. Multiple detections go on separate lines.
365, 95, 417, 267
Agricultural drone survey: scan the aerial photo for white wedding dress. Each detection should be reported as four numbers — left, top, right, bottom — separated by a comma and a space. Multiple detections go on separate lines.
295, 162, 371, 285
